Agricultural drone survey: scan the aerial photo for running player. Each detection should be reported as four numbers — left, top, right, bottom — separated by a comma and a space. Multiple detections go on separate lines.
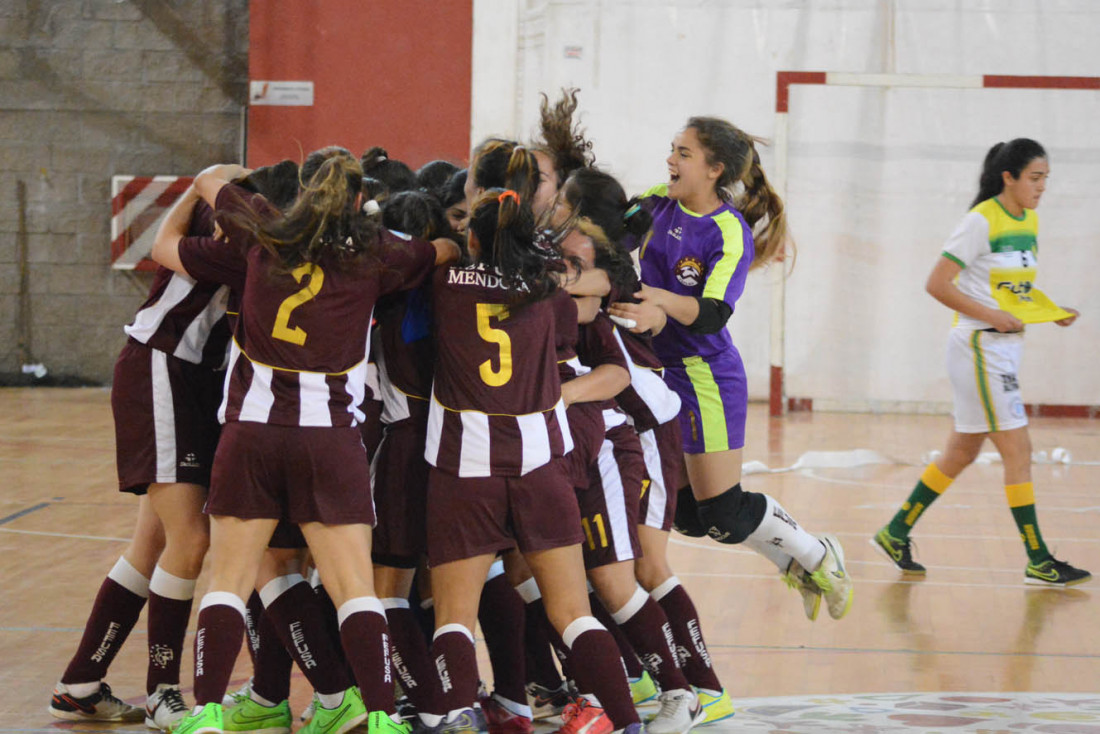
608, 117, 853, 621
151, 148, 458, 734
872, 139, 1090, 586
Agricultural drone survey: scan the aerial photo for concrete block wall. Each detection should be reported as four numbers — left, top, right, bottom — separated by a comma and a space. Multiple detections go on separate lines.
0, 0, 248, 383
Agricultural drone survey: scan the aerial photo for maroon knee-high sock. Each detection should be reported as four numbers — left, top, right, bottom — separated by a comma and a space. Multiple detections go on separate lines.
250, 606, 294, 703
563, 622, 636, 728
589, 592, 644, 679
243, 591, 264, 669
655, 581, 722, 691
478, 575, 528, 705
522, 600, 563, 689
146, 568, 196, 694
265, 580, 352, 696
385, 601, 442, 715
338, 599, 394, 714
430, 627, 480, 715
193, 597, 247, 705
614, 594, 689, 692
62, 571, 148, 685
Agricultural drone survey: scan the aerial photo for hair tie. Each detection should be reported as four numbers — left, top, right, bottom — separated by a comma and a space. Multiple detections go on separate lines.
623, 203, 641, 221
498, 190, 520, 205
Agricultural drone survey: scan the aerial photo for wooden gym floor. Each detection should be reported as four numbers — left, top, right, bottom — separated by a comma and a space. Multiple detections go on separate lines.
1, 388, 1097, 732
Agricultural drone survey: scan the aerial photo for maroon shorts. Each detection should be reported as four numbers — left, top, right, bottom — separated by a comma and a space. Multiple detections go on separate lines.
563, 402, 606, 490
207, 422, 374, 525
112, 339, 223, 495
637, 419, 683, 531
577, 424, 644, 569
371, 406, 429, 568
268, 520, 307, 549
426, 459, 584, 567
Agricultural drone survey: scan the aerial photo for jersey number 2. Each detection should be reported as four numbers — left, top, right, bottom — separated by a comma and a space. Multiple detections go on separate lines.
476, 303, 512, 387
272, 263, 325, 346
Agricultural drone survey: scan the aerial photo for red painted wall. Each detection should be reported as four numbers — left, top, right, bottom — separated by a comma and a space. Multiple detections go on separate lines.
247, 0, 472, 169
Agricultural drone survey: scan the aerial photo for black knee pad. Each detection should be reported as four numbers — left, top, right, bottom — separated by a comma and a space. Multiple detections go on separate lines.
672, 485, 708, 537
697, 484, 767, 544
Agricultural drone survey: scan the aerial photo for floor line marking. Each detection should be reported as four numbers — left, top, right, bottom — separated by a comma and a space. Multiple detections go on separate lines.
0, 527, 129, 542
0, 502, 48, 526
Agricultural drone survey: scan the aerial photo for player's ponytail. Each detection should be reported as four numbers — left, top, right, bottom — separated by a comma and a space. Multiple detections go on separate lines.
970, 138, 1047, 209
687, 116, 792, 271
536, 88, 595, 185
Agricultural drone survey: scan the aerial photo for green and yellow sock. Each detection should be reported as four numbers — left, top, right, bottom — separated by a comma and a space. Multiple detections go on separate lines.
1006, 481, 1050, 564
886, 463, 954, 539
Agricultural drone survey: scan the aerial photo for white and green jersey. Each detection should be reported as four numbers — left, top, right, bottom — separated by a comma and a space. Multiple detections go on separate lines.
941, 197, 1040, 331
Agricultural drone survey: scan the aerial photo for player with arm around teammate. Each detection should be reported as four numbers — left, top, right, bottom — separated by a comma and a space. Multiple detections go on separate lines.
609, 116, 853, 622
151, 148, 459, 734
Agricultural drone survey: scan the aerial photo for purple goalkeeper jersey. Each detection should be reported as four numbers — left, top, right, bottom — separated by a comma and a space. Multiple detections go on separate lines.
636, 184, 753, 364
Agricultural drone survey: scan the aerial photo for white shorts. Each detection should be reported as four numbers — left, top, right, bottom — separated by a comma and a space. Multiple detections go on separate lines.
946, 329, 1027, 434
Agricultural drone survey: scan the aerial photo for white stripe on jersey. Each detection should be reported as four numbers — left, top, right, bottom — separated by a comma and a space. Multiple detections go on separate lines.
238, 361, 275, 423
517, 411, 551, 474
150, 350, 177, 482
596, 438, 635, 563
345, 360, 368, 425
611, 328, 681, 425
457, 411, 491, 477
602, 408, 627, 431
172, 285, 230, 365
217, 342, 240, 424
638, 428, 668, 529
125, 272, 196, 344
297, 371, 334, 427
376, 348, 411, 426
564, 356, 590, 377
554, 399, 574, 454
424, 391, 444, 466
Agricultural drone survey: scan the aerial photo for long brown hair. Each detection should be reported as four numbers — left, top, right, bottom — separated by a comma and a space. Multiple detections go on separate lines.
687, 116, 792, 270
221, 146, 383, 273
536, 88, 595, 184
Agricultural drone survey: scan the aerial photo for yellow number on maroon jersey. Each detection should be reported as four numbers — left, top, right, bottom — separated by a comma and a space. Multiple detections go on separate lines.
476, 302, 512, 386
272, 263, 325, 346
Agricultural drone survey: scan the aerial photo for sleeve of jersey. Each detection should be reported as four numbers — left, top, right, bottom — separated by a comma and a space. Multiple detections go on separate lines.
177, 235, 248, 290
701, 212, 748, 306
213, 183, 278, 246
377, 232, 437, 295
941, 212, 989, 269
577, 313, 630, 371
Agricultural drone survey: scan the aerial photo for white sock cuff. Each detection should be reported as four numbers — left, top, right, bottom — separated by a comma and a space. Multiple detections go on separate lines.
381, 597, 410, 610
514, 577, 542, 603
308, 568, 322, 588
611, 587, 649, 625
149, 565, 197, 601
492, 693, 533, 719
108, 556, 150, 598
337, 596, 386, 627
486, 558, 505, 581
199, 591, 247, 618
650, 576, 681, 602
258, 574, 304, 608
433, 623, 474, 644
562, 615, 605, 649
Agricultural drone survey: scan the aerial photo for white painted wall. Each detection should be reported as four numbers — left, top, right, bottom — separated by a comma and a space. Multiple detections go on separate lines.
471, 0, 1100, 410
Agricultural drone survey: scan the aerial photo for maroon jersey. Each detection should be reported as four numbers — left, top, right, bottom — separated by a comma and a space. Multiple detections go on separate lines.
575, 313, 630, 431
178, 184, 436, 427
124, 200, 232, 369
374, 288, 433, 425
612, 327, 681, 432
425, 264, 572, 477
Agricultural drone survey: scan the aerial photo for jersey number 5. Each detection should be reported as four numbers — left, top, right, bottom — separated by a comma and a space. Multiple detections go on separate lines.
272, 263, 325, 346
476, 303, 512, 387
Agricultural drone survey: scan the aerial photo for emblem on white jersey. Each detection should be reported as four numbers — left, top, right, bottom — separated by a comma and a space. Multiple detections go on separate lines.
674, 256, 703, 287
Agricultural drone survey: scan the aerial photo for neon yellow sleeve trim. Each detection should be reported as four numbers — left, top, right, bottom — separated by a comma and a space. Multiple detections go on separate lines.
701, 212, 745, 300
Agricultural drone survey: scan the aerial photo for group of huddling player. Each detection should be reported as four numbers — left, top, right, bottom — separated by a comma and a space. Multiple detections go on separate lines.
48, 90, 855, 734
